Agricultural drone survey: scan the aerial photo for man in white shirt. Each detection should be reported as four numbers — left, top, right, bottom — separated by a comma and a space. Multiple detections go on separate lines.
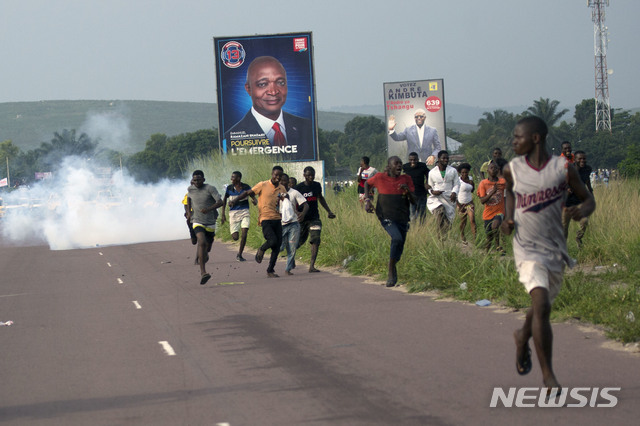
279, 173, 308, 275
426, 150, 460, 239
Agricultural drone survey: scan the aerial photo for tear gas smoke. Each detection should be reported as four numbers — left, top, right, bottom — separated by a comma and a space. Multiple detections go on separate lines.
0, 157, 189, 250
79, 104, 132, 152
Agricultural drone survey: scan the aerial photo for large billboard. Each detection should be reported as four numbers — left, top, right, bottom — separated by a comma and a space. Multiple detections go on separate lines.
214, 32, 318, 162
383, 79, 446, 165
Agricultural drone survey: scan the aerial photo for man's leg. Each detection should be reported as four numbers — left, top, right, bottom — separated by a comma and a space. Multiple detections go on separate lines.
285, 223, 300, 274
576, 217, 589, 248
267, 221, 282, 275
195, 231, 208, 276
308, 221, 322, 272
309, 243, 320, 272
238, 227, 248, 258
529, 287, 560, 389
417, 195, 427, 225
187, 219, 197, 245
561, 208, 571, 240
383, 220, 407, 286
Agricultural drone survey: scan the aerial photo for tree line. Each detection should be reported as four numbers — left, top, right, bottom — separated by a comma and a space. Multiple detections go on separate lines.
2, 97, 639, 186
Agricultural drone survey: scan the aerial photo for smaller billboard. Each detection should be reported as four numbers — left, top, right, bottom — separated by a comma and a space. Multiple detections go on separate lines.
383, 79, 446, 165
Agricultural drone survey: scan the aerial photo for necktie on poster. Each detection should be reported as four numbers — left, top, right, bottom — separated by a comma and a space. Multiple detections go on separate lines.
272, 123, 286, 147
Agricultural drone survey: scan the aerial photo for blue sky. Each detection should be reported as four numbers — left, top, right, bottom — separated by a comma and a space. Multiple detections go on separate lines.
1, 0, 638, 111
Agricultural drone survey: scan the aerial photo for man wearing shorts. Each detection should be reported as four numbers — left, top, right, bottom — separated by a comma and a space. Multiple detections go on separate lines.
187, 170, 224, 285
220, 171, 257, 262
502, 116, 595, 396
295, 166, 336, 273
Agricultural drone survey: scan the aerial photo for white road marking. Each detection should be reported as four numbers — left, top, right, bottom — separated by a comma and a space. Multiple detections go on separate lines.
159, 341, 176, 356
117, 278, 123, 284
216, 423, 231, 426
99, 252, 103, 256
107, 262, 112, 267
132, 301, 142, 309
0, 293, 30, 298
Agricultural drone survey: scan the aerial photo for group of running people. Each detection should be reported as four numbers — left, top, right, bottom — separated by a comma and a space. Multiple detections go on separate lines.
184, 115, 596, 398
184, 166, 335, 284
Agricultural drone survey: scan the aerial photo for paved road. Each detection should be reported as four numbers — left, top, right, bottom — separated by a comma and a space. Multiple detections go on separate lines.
0, 239, 638, 425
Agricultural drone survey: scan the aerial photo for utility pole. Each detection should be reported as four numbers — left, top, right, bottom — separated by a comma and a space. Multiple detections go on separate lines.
589, 0, 612, 132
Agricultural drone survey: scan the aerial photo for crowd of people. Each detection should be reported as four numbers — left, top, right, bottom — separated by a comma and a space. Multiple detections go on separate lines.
183, 116, 596, 397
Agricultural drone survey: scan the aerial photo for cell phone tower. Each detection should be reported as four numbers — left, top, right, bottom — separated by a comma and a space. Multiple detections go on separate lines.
589, 0, 612, 132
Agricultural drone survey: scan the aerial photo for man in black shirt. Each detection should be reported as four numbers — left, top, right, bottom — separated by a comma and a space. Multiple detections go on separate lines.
295, 166, 336, 272
562, 150, 593, 248
402, 152, 429, 224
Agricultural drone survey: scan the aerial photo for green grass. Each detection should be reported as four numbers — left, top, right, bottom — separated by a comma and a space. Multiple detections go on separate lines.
192, 152, 640, 343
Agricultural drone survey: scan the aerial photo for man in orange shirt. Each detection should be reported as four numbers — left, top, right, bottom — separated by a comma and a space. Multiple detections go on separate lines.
477, 160, 506, 254
230, 165, 287, 277
560, 141, 574, 163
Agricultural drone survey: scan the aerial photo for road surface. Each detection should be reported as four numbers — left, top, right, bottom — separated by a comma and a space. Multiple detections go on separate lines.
0, 239, 638, 425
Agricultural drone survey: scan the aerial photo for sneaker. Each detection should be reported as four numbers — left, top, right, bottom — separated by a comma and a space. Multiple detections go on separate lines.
236, 254, 246, 262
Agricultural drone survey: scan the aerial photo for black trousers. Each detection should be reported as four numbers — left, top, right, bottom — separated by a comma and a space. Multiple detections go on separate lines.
260, 220, 283, 273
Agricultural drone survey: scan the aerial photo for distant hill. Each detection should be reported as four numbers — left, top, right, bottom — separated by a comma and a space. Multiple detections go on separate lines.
1, 100, 476, 154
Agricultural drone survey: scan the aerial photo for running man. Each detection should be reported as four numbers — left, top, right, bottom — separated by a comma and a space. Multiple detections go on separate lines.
187, 170, 224, 285
295, 166, 336, 273
220, 171, 257, 262
364, 156, 415, 287
477, 160, 506, 254
501, 116, 595, 396
426, 150, 459, 239
230, 166, 287, 277
279, 173, 308, 275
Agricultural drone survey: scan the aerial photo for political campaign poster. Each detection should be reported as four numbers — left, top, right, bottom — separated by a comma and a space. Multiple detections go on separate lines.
383, 79, 446, 165
214, 32, 318, 162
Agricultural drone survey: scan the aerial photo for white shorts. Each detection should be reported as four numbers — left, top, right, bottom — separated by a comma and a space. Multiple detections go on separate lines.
229, 209, 250, 234
516, 260, 564, 303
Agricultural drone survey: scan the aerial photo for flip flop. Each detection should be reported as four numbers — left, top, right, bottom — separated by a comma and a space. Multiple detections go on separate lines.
200, 273, 211, 285
516, 343, 532, 375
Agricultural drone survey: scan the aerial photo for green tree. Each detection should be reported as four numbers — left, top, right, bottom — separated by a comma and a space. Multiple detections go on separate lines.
38, 129, 98, 170
618, 142, 640, 177
526, 98, 569, 145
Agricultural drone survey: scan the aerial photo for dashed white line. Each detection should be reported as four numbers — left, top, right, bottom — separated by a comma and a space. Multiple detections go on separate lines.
107, 262, 112, 267
216, 423, 231, 426
0, 293, 30, 298
99, 252, 103, 256
159, 341, 176, 356
132, 301, 142, 309
117, 278, 123, 284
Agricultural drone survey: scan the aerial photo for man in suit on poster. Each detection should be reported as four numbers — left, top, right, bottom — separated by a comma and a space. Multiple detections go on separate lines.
224, 56, 314, 160
388, 108, 441, 166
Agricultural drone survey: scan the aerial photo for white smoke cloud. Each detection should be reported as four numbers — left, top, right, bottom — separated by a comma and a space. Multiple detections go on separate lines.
0, 158, 189, 251
79, 104, 132, 152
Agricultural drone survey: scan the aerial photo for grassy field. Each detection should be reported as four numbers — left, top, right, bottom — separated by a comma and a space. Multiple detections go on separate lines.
191, 153, 640, 343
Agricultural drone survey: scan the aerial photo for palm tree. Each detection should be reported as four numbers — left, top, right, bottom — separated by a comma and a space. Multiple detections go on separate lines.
526, 98, 569, 145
